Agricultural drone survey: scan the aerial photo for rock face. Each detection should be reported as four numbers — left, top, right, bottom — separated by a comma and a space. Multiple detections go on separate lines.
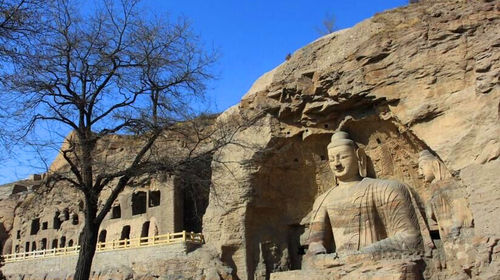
1, 0, 499, 279
203, 0, 500, 279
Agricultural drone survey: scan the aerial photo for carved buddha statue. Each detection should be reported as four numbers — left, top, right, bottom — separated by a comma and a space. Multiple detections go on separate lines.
418, 150, 473, 239
307, 132, 423, 261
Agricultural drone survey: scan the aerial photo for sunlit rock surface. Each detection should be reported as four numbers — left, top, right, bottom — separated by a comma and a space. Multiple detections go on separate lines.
1, 0, 499, 279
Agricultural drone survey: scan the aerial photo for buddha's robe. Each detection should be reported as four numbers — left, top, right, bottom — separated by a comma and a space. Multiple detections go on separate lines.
309, 178, 423, 255
427, 178, 473, 239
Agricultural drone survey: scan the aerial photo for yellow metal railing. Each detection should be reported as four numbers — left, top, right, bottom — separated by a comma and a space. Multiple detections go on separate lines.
3, 231, 204, 263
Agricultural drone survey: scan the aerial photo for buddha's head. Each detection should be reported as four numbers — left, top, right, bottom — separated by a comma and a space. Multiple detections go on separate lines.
327, 131, 367, 183
418, 150, 450, 183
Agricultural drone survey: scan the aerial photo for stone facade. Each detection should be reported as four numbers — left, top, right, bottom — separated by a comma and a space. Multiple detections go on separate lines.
4, 174, 182, 256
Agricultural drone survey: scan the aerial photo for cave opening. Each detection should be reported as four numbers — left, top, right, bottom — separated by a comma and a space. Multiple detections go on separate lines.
132, 192, 147, 215
111, 204, 121, 219
30, 218, 40, 235
149, 190, 161, 207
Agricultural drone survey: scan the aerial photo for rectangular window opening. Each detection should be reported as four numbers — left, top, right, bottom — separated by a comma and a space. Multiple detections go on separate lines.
30, 218, 40, 235
132, 192, 147, 215
149, 190, 161, 207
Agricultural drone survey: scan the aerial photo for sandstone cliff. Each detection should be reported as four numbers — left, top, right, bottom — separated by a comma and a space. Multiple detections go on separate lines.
1, 0, 499, 279
203, 0, 499, 279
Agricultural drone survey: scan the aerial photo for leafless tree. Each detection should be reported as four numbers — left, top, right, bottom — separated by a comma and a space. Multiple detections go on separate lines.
0, 0, 49, 58
316, 12, 336, 36
0, 0, 50, 164
0, 0, 222, 278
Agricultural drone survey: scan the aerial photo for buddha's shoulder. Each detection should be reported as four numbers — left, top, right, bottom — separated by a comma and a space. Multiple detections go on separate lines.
314, 188, 334, 200
312, 187, 338, 207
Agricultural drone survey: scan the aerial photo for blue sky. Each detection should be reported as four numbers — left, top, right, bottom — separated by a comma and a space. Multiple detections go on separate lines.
0, 0, 408, 185
147, 0, 408, 111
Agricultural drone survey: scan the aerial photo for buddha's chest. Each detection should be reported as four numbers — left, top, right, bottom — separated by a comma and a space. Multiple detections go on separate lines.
323, 187, 388, 251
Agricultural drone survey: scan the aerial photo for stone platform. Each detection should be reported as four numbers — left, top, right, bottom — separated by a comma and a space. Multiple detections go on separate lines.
271, 255, 424, 280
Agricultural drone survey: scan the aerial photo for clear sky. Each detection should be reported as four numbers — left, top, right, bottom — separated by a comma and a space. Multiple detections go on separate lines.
0, 0, 408, 185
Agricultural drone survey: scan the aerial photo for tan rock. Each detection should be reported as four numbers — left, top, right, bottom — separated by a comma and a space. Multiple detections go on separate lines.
203, 1, 499, 279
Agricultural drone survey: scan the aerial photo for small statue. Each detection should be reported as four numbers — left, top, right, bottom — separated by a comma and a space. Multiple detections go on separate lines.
307, 132, 423, 263
418, 150, 473, 239
417, 150, 450, 183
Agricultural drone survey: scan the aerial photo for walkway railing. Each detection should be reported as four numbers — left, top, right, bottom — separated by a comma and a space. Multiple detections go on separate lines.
2, 231, 204, 263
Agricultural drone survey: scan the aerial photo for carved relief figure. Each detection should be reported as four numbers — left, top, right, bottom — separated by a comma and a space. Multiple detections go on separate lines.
307, 131, 423, 262
418, 150, 473, 239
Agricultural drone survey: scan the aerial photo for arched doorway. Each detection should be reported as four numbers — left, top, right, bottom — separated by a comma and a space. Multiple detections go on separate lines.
120, 225, 131, 247
98, 230, 107, 248
141, 221, 150, 243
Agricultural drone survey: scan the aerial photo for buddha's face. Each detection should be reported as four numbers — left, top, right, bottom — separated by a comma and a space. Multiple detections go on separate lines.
418, 160, 435, 183
328, 145, 360, 181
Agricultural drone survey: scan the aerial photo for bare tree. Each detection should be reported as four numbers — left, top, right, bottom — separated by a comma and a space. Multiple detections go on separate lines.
0, 0, 48, 58
0, 0, 220, 279
316, 12, 336, 36
0, 0, 49, 164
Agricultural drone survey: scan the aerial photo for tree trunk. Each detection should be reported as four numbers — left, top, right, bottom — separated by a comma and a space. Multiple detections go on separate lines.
74, 218, 99, 280
74, 131, 99, 280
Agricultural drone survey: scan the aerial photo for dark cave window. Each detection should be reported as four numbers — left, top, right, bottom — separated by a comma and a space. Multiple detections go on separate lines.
141, 221, 150, 243
111, 205, 121, 219
53, 211, 61, 229
63, 208, 69, 220
98, 230, 107, 244
120, 225, 131, 240
41, 238, 47, 250
30, 218, 40, 235
72, 213, 79, 225
149, 190, 161, 207
430, 229, 441, 240
42, 221, 48, 230
132, 191, 147, 215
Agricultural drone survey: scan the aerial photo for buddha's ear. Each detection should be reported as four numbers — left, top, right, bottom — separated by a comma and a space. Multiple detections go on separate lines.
432, 160, 442, 181
432, 159, 450, 181
356, 148, 367, 178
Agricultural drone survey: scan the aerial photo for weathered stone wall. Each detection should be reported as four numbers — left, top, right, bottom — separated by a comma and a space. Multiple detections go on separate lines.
99, 175, 182, 244
3, 243, 227, 280
203, 0, 500, 279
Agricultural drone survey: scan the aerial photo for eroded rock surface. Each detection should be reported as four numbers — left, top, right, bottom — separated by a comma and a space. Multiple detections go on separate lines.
1, 0, 498, 279
203, 0, 499, 279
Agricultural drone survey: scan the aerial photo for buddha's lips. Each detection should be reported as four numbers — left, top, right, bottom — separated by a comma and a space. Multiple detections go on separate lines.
334, 165, 344, 172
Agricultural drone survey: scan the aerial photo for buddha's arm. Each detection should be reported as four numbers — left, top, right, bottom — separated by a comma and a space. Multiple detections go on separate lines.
362, 183, 422, 253
308, 198, 328, 255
